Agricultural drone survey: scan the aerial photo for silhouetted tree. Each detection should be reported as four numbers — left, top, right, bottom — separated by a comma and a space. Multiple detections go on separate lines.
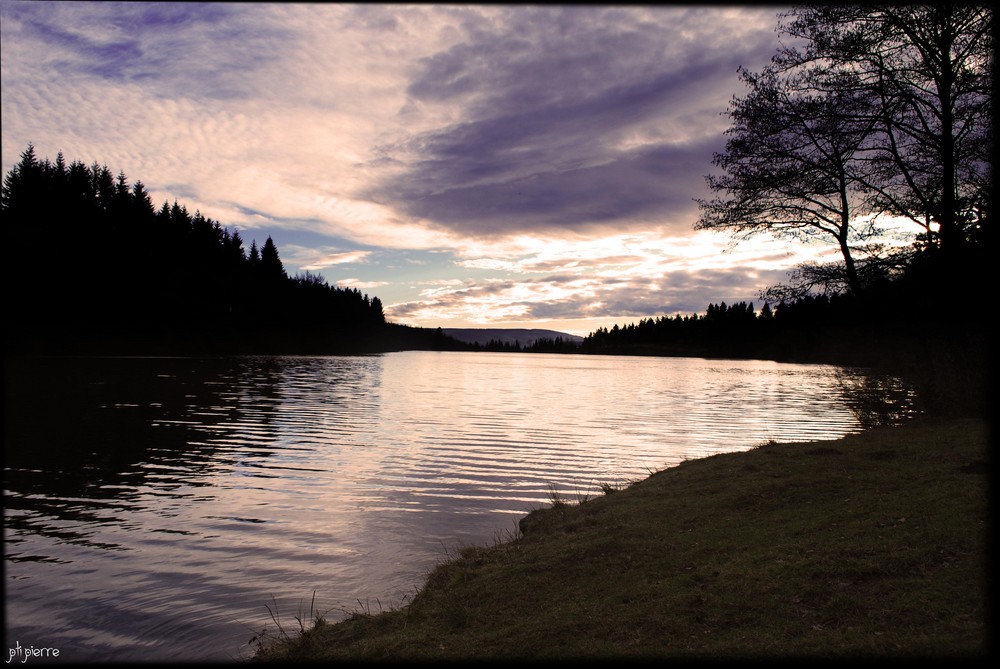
248, 240, 261, 266
773, 5, 993, 256
260, 236, 286, 282
370, 296, 385, 324
1, 143, 40, 212
696, 62, 886, 296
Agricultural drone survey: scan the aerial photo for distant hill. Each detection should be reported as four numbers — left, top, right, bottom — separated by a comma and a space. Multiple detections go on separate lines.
442, 328, 583, 347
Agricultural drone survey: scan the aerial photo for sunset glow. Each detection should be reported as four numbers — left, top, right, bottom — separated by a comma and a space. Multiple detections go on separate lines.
0, 2, 921, 333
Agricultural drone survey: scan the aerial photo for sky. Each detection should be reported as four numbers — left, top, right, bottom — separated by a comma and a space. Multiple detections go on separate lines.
2, 2, 890, 336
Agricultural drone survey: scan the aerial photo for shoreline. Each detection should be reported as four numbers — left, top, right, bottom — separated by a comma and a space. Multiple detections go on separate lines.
254, 414, 990, 660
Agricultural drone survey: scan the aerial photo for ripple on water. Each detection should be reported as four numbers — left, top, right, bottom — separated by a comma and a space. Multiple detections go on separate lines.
3, 352, 918, 662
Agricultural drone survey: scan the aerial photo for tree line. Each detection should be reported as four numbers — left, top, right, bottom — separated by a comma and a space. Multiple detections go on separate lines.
0, 145, 447, 354
466, 336, 581, 353
582, 297, 864, 361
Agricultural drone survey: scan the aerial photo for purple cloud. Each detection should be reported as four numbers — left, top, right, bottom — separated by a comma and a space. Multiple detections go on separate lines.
8, 1, 282, 99
367, 6, 780, 239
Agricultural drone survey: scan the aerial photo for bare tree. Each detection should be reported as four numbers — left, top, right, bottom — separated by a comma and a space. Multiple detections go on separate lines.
696, 65, 883, 296
773, 4, 993, 255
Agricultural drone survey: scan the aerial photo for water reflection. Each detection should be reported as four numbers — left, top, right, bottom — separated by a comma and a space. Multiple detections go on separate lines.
3, 352, 919, 662
5, 356, 282, 553
833, 368, 923, 428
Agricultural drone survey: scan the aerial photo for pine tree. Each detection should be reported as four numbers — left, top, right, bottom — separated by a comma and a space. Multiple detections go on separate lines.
260, 236, 286, 282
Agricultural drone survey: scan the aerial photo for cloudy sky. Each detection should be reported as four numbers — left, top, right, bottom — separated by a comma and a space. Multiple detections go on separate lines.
2, 1, 859, 336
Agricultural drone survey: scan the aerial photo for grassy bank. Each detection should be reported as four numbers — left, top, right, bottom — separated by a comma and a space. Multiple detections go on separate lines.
254, 417, 990, 660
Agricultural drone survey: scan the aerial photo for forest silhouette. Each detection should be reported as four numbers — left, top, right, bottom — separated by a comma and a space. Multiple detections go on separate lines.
1, 145, 462, 355
578, 211, 991, 416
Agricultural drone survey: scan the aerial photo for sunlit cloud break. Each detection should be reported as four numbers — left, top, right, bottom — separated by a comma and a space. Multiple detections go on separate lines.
282, 247, 373, 273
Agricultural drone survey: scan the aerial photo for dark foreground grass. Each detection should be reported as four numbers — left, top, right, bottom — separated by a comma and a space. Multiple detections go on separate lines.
254, 417, 990, 661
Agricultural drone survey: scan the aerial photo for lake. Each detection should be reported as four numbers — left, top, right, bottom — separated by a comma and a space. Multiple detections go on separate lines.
2, 351, 918, 662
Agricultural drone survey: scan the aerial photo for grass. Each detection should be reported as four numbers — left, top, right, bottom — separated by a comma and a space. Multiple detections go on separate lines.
253, 416, 990, 661
248, 592, 328, 656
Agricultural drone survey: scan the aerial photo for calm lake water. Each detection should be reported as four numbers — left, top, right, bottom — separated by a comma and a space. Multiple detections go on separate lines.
3, 351, 918, 662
